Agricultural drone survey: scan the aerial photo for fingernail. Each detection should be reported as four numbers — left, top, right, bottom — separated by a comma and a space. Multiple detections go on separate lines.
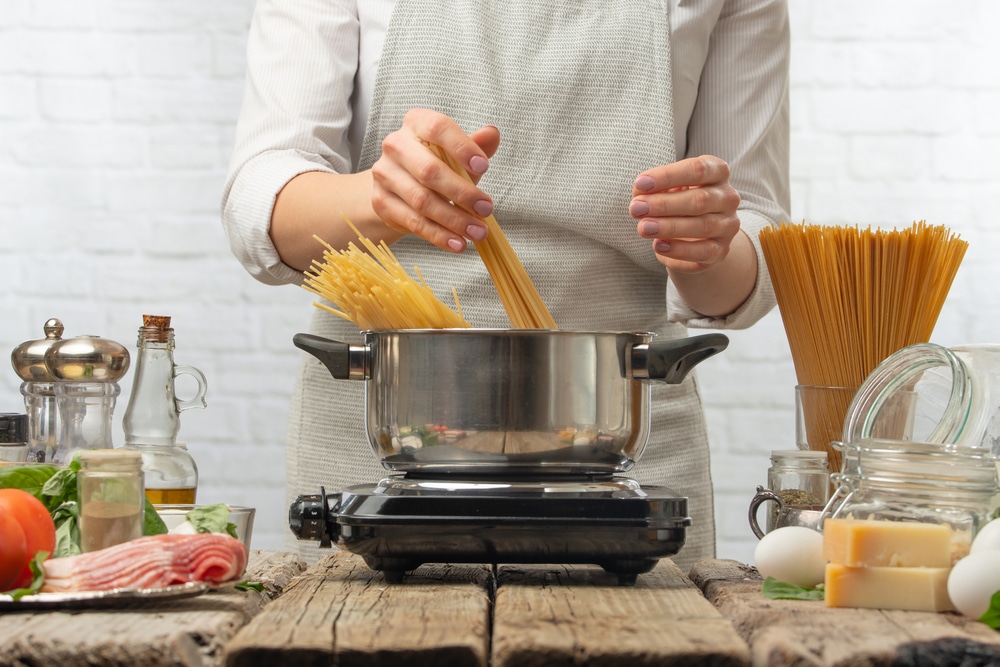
630, 200, 649, 217
654, 240, 671, 254
469, 155, 489, 175
640, 220, 660, 236
634, 175, 655, 192
473, 199, 494, 217
466, 224, 488, 242
448, 238, 467, 252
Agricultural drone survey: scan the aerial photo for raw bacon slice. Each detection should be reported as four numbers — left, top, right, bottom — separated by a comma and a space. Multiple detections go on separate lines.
40, 533, 248, 593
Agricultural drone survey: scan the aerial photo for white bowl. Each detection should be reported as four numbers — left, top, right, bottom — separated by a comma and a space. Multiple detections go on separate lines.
155, 504, 255, 551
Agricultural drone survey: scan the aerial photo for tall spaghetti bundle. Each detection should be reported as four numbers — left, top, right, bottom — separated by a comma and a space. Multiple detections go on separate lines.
760, 221, 967, 471
426, 143, 557, 329
303, 219, 470, 330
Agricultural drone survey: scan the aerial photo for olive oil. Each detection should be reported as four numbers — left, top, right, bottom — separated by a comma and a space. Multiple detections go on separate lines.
145, 487, 197, 505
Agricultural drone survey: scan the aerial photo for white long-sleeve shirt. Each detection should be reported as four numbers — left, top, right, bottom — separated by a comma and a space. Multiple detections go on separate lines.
222, 0, 790, 328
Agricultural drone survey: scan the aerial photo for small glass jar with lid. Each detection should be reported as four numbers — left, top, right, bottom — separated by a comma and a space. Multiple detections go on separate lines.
827, 438, 998, 562
77, 449, 144, 553
765, 449, 830, 532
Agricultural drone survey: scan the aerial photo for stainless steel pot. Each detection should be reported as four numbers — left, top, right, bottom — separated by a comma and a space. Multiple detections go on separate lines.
294, 329, 728, 475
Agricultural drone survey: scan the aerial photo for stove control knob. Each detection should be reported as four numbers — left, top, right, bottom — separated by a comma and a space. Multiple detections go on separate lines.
288, 487, 340, 547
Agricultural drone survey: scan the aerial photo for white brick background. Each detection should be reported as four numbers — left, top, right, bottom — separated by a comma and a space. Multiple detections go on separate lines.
1, 1, 997, 565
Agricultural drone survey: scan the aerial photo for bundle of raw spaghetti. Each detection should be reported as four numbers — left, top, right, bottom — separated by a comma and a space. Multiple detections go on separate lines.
303, 220, 470, 330
760, 220, 967, 471
426, 143, 557, 329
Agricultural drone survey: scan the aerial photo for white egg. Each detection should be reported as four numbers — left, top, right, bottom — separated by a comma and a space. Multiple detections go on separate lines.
971, 519, 1000, 554
753, 526, 826, 588
948, 551, 1000, 618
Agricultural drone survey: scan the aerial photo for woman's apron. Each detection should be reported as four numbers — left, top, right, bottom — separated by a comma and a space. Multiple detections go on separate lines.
286, 0, 716, 572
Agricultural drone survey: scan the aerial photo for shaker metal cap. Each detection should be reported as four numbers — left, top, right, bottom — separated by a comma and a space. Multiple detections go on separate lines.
11, 318, 65, 382
44, 335, 131, 382
0, 413, 27, 444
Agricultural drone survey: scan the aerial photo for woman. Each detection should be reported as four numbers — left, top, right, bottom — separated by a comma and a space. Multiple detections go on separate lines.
222, 0, 790, 571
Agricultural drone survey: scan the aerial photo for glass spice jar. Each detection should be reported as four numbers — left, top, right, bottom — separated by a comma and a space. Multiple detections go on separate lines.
765, 449, 830, 532
826, 438, 998, 562
77, 449, 144, 553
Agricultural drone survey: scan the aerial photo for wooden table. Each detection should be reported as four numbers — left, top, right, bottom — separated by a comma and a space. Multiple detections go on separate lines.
223, 551, 750, 667
6, 550, 1000, 666
0, 550, 307, 667
689, 558, 1000, 666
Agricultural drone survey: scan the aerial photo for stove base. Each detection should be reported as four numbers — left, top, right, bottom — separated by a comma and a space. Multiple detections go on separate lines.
289, 477, 691, 586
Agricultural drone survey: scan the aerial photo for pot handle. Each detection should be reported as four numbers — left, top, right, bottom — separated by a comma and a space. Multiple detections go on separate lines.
631, 333, 729, 383
293, 333, 366, 380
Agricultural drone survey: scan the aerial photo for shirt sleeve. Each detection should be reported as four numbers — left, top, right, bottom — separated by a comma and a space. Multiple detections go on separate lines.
667, 0, 791, 329
220, 0, 361, 286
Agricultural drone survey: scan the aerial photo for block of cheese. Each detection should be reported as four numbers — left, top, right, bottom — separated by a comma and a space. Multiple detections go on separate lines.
823, 518, 952, 568
825, 562, 954, 611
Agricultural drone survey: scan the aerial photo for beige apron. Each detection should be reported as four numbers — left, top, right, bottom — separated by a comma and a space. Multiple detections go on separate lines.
287, 0, 716, 572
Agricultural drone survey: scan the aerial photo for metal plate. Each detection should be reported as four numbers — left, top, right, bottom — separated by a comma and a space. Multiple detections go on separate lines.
0, 581, 210, 611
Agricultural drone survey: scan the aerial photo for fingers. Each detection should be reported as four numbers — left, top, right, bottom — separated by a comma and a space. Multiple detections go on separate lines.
370, 109, 497, 253
630, 155, 741, 272
632, 155, 731, 195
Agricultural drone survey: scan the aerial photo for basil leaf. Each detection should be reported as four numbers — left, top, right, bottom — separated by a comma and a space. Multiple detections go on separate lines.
0, 465, 59, 500
143, 498, 168, 536
234, 581, 265, 592
41, 459, 81, 513
4, 552, 49, 601
185, 503, 236, 536
761, 576, 825, 601
51, 502, 81, 559
979, 590, 1000, 629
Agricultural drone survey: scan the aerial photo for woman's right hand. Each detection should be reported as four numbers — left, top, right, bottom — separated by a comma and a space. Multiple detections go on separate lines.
371, 109, 500, 253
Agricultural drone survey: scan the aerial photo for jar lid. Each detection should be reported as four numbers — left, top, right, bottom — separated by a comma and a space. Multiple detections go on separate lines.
10, 318, 65, 382
78, 449, 143, 469
44, 335, 131, 382
772, 449, 828, 458
843, 342, 978, 451
0, 413, 27, 444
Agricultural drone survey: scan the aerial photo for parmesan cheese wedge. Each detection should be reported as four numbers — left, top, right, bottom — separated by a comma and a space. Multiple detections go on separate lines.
825, 562, 954, 612
823, 518, 952, 568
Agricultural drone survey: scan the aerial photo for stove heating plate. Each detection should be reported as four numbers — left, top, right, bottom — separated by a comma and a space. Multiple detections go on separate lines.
289, 476, 690, 586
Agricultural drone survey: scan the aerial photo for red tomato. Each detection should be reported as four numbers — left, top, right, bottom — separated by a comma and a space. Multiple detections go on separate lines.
0, 511, 27, 591
0, 489, 56, 590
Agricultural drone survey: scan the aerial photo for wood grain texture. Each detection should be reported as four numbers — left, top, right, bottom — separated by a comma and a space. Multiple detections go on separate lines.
0, 550, 307, 667
688, 558, 1000, 667
224, 551, 493, 667
492, 560, 751, 667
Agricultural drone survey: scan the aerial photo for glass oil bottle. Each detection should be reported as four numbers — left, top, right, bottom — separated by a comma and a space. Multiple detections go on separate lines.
122, 315, 207, 505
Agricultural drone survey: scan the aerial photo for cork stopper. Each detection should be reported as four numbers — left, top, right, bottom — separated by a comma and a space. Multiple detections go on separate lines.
143, 315, 171, 329
140, 315, 173, 344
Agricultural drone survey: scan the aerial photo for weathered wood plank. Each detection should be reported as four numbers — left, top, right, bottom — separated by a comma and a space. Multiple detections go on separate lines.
0, 549, 307, 667
492, 560, 751, 667
689, 558, 1000, 667
224, 551, 493, 667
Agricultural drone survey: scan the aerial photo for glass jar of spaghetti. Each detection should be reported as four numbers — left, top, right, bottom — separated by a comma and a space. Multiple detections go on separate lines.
78, 449, 144, 553
826, 438, 998, 562
843, 343, 1000, 457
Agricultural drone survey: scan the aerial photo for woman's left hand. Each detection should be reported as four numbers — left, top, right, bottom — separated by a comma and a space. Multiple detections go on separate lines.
629, 155, 741, 274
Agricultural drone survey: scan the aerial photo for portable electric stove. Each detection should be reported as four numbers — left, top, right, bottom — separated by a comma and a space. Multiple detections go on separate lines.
288, 473, 690, 586
288, 329, 728, 586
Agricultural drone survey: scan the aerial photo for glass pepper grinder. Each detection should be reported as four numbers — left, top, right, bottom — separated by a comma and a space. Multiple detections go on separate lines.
10, 318, 66, 463
122, 315, 207, 505
45, 334, 131, 465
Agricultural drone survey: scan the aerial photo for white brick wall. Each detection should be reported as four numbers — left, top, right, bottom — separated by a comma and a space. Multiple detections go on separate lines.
2, 1, 997, 565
